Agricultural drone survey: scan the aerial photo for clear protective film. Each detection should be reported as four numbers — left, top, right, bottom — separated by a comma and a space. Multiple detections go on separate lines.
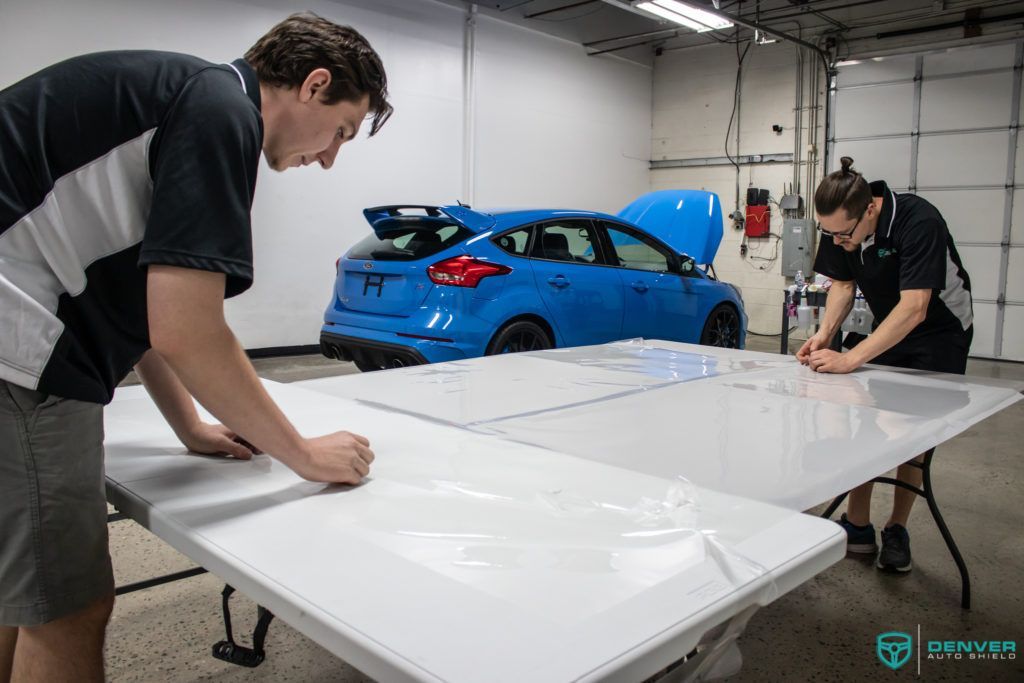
105, 378, 822, 682
299, 339, 1022, 511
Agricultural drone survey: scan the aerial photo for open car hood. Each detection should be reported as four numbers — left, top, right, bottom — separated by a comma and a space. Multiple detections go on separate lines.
617, 190, 723, 265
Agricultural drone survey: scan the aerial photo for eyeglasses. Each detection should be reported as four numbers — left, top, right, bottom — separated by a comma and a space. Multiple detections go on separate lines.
816, 208, 866, 240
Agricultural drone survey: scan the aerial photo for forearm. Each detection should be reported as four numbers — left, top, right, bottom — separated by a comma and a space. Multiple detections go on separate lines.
147, 266, 310, 468
134, 349, 202, 441
818, 280, 855, 341
845, 295, 927, 366
154, 324, 309, 467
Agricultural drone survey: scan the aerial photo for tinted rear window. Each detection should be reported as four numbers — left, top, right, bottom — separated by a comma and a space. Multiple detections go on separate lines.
348, 223, 473, 261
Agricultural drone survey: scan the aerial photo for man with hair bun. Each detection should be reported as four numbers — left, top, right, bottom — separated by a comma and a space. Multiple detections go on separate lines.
0, 13, 390, 679
796, 156, 973, 574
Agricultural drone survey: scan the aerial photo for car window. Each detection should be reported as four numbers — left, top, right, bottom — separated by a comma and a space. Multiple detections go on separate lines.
603, 224, 674, 273
348, 222, 473, 261
532, 222, 599, 264
493, 227, 532, 256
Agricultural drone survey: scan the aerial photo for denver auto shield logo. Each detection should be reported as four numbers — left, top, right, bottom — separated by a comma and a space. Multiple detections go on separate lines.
877, 631, 913, 670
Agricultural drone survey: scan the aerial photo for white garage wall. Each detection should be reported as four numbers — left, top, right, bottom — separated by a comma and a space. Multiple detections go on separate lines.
651, 42, 808, 335
473, 15, 652, 211
0, 0, 651, 350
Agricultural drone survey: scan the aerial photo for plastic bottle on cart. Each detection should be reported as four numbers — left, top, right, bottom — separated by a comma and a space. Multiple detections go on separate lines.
860, 301, 874, 334
839, 296, 856, 333
841, 303, 854, 333
787, 285, 799, 326
797, 290, 812, 331
853, 297, 867, 334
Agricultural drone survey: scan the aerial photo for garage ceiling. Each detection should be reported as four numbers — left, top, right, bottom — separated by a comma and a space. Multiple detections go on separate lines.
454, 1, 1024, 62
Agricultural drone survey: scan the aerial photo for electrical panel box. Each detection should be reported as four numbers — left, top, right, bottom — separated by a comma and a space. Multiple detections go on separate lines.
781, 218, 815, 277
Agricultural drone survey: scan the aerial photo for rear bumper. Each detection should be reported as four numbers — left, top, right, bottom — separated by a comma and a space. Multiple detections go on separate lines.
320, 325, 470, 367
320, 332, 428, 368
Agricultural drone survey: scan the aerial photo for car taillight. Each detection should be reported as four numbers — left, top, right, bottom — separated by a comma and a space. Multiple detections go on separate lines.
335, 257, 341, 273
427, 256, 512, 287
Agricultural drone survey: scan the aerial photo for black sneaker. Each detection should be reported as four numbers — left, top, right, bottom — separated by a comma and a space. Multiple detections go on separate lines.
877, 524, 913, 573
838, 513, 877, 554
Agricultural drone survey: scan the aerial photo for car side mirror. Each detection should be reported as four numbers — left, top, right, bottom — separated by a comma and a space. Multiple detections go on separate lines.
678, 255, 696, 274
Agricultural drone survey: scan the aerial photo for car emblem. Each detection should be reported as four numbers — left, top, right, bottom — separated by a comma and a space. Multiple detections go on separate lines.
363, 262, 373, 270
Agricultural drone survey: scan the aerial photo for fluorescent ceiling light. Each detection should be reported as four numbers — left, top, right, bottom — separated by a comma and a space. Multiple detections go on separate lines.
636, 0, 734, 33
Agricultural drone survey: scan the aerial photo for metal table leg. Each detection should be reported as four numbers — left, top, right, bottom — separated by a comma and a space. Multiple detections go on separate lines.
109, 508, 209, 596
780, 291, 790, 355
820, 448, 970, 609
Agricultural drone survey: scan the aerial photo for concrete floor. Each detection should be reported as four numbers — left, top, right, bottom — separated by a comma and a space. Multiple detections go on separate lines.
106, 337, 1024, 682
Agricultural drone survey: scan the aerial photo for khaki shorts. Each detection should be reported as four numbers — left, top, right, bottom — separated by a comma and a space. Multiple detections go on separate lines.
0, 379, 113, 626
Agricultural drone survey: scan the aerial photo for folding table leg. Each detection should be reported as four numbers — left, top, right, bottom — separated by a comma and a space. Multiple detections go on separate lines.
917, 450, 971, 609
819, 448, 971, 609
212, 584, 276, 667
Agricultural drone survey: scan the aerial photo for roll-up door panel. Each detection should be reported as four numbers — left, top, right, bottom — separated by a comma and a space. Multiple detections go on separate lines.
917, 190, 1005, 245
835, 84, 914, 137
1001, 306, 1024, 361
1006, 248, 1024, 303
836, 55, 916, 86
923, 43, 1015, 76
833, 138, 912, 188
920, 73, 1014, 131
917, 132, 1009, 188
956, 246, 1001, 300
970, 302, 997, 357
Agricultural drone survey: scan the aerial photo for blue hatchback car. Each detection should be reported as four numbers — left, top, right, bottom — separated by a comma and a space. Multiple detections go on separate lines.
320, 190, 746, 371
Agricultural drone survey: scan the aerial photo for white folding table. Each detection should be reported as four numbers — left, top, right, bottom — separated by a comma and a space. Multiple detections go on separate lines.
297, 339, 1023, 609
102, 340, 1020, 680
105, 381, 845, 682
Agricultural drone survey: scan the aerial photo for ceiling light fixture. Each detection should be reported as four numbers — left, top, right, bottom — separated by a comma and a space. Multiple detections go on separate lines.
635, 0, 734, 33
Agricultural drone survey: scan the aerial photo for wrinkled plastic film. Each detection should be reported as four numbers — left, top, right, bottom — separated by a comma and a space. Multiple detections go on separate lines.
530, 475, 779, 613
632, 476, 779, 604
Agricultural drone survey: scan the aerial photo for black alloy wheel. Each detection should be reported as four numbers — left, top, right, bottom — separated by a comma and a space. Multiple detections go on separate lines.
700, 304, 741, 348
485, 320, 553, 356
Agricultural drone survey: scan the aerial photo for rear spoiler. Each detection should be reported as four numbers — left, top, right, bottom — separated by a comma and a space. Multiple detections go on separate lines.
363, 204, 496, 235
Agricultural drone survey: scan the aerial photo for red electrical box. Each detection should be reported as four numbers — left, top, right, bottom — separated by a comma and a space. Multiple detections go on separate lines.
745, 205, 770, 237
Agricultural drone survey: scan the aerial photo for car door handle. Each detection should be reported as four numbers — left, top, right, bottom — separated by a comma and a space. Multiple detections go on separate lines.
630, 281, 649, 292
547, 276, 571, 288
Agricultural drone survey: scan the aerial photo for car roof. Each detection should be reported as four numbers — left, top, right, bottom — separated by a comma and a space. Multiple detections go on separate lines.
479, 208, 627, 231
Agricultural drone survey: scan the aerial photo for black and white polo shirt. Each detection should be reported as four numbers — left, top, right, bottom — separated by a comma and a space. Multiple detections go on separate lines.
0, 51, 262, 404
814, 180, 973, 347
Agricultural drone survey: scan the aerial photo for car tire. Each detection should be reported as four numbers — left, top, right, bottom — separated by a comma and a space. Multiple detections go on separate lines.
485, 320, 553, 356
699, 304, 741, 348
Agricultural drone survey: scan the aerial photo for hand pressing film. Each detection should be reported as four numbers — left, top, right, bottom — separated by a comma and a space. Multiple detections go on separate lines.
182, 422, 262, 459
233, 436, 263, 455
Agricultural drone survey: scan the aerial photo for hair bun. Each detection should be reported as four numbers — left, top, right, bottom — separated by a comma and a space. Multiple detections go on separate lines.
839, 156, 855, 174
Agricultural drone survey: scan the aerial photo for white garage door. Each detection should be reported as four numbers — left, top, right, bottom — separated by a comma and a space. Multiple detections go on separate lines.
828, 41, 1023, 361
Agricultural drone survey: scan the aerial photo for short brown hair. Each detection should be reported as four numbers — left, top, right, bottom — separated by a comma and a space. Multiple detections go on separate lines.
814, 156, 872, 217
245, 13, 393, 136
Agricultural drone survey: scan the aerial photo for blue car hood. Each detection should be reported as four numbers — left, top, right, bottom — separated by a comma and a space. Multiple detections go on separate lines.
618, 190, 723, 265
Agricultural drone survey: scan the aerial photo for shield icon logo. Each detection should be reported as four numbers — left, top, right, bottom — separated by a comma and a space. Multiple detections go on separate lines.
877, 631, 913, 670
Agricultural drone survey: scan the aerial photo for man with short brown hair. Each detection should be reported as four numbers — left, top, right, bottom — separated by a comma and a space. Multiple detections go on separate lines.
0, 13, 391, 680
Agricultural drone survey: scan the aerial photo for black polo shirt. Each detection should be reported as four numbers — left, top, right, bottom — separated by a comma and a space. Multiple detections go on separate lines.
813, 180, 973, 353
0, 51, 263, 404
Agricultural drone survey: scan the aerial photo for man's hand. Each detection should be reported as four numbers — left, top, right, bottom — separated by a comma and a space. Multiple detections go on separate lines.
180, 422, 260, 460
807, 349, 862, 374
796, 332, 830, 365
293, 431, 375, 485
